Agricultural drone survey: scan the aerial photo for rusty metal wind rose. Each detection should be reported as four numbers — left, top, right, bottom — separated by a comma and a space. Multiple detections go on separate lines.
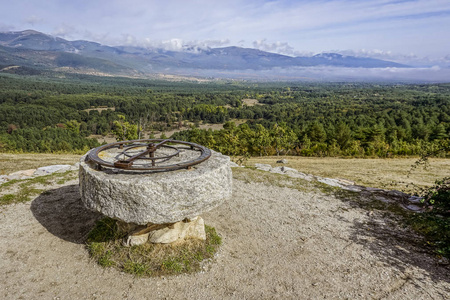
87, 139, 211, 171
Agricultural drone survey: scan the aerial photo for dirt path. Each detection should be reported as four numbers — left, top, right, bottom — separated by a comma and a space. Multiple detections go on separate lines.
1, 173, 449, 299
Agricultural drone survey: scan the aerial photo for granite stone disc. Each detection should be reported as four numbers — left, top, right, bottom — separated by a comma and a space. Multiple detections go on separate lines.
79, 149, 232, 225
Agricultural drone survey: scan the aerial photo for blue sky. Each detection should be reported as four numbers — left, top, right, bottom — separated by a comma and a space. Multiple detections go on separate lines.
1, 0, 449, 64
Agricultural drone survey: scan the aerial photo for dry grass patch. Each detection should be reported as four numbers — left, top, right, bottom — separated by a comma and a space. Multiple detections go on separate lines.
232, 167, 338, 195
86, 217, 222, 277
245, 156, 450, 193
0, 153, 81, 175
83, 106, 115, 113
242, 98, 263, 106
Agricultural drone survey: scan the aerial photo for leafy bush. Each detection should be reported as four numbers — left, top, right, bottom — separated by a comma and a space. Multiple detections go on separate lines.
410, 177, 450, 258
422, 177, 450, 216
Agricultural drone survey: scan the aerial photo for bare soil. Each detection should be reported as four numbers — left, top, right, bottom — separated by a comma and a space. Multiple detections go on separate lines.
0, 167, 449, 299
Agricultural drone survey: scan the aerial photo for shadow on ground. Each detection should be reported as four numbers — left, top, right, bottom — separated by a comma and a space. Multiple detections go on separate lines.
31, 184, 101, 244
335, 189, 450, 288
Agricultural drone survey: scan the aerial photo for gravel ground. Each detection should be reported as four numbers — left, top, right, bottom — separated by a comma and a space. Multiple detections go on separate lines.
1, 172, 449, 299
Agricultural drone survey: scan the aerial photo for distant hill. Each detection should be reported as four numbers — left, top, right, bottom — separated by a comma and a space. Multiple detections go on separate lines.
0, 30, 410, 79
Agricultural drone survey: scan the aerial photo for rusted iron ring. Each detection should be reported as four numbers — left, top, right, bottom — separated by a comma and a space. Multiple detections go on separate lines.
87, 139, 211, 171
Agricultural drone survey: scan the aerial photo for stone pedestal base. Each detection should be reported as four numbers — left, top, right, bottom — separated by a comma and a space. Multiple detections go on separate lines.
118, 217, 206, 246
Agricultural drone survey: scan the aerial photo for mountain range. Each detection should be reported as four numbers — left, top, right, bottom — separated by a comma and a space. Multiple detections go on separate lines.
0, 30, 410, 79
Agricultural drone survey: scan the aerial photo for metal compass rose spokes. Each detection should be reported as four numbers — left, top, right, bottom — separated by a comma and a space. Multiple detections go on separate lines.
87, 139, 211, 171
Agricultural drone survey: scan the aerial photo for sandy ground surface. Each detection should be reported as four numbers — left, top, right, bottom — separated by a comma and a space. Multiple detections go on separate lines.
1, 171, 449, 299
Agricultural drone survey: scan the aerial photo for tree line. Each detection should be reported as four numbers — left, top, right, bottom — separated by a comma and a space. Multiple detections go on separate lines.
0, 73, 448, 156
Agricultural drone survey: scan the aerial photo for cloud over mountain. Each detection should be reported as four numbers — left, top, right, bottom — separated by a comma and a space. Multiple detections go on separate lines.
1, 30, 448, 82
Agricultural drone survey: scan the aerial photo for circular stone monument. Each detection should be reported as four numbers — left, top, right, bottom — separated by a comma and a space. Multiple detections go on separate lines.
79, 139, 232, 244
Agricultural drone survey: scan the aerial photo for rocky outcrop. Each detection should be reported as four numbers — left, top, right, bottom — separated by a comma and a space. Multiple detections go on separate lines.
254, 163, 424, 211
0, 164, 79, 184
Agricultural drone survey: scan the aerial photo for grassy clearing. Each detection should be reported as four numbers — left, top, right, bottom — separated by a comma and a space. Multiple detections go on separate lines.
245, 156, 450, 193
86, 217, 222, 277
0, 153, 81, 175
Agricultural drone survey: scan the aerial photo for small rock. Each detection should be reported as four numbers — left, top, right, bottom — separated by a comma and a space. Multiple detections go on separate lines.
387, 190, 408, 198
408, 195, 423, 203
374, 195, 393, 203
405, 204, 423, 212
124, 232, 150, 246
342, 185, 364, 192
69, 162, 80, 171
365, 187, 384, 192
34, 165, 71, 176
254, 163, 272, 172
9, 169, 36, 177
335, 178, 355, 186
4, 174, 22, 181
437, 257, 449, 265
281, 166, 297, 172
276, 159, 288, 164
5, 169, 37, 180
228, 161, 240, 167
149, 217, 206, 244
271, 166, 298, 174
317, 177, 345, 188
270, 166, 285, 174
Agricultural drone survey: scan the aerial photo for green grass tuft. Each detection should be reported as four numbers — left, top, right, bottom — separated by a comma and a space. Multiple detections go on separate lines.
86, 217, 222, 277
0, 194, 15, 205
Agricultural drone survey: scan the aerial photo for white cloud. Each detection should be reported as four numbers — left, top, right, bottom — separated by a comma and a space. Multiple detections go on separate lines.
52, 24, 78, 38
1, 0, 449, 61
252, 39, 295, 56
24, 15, 43, 26
160, 38, 184, 51
197, 39, 231, 48
141, 37, 231, 52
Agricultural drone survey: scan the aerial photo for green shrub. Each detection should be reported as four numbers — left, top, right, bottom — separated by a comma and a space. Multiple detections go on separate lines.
410, 177, 450, 258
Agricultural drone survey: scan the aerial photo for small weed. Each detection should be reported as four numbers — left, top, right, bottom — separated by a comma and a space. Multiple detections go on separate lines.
86, 217, 222, 277
161, 259, 183, 273
0, 194, 15, 205
124, 260, 152, 276
25, 175, 52, 185
98, 251, 115, 267
16, 187, 43, 203
56, 176, 76, 185
0, 179, 19, 189
193, 252, 204, 261
206, 225, 222, 245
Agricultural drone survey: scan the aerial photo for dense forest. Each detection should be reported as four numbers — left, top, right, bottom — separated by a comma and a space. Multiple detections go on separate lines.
0, 73, 449, 157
